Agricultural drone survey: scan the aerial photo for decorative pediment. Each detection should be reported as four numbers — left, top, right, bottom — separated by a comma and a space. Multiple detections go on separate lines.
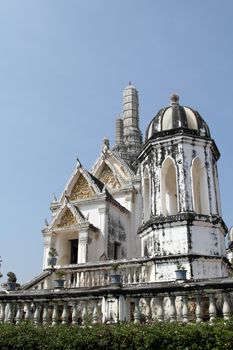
92, 148, 134, 189
47, 199, 87, 230
98, 163, 121, 190
70, 174, 94, 200
59, 161, 103, 203
57, 208, 77, 228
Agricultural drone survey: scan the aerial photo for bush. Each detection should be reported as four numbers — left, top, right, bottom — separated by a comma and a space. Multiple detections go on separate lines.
0, 320, 233, 350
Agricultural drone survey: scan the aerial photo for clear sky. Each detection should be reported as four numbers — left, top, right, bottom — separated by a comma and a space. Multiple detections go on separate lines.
0, 0, 233, 284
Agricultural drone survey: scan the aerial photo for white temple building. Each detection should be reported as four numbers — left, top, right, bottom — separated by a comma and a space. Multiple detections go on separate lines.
1, 84, 233, 325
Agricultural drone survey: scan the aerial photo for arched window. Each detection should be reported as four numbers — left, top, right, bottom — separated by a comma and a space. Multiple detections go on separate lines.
191, 157, 210, 215
143, 167, 151, 221
161, 157, 178, 215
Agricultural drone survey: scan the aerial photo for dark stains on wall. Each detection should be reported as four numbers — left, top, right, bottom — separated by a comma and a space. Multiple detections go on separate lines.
107, 216, 127, 259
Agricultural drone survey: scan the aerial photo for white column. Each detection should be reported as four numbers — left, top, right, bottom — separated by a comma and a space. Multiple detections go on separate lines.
78, 231, 88, 264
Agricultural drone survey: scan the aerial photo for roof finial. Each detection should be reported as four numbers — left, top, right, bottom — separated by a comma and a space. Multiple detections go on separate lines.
129, 80, 132, 85
76, 156, 81, 168
170, 93, 179, 105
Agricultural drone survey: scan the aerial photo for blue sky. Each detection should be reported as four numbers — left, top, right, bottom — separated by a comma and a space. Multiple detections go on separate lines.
0, 0, 233, 283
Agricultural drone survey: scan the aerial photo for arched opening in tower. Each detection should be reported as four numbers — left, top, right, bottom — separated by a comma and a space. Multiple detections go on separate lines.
161, 157, 178, 215
143, 167, 151, 221
191, 157, 210, 215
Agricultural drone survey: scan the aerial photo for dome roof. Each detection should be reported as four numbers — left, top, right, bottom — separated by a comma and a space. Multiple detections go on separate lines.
145, 94, 210, 141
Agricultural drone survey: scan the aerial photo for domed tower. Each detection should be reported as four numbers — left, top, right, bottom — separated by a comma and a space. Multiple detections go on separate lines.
138, 94, 229, 281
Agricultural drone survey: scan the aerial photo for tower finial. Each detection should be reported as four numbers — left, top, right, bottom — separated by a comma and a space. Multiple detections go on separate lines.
170, 93, 179, 105
129, 81, 131, 85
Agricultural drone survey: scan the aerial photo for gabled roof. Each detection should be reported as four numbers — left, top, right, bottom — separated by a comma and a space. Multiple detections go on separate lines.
60, 161, 104, 202
91, 146, 134, 190
47, 198, 87, 230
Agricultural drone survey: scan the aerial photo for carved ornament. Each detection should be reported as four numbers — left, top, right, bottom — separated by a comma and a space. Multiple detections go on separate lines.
57, 208, 77, 228
70, 174, 94, 200
99, 164, 121, 189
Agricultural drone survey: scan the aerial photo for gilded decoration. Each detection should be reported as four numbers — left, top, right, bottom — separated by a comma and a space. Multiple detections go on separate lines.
70, 174, 94, 200
99, 164, 121, 189
57, 208, 77, 228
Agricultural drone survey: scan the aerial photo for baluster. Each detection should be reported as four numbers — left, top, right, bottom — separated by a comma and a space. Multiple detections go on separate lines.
145, 298, 151, 323
52, 304, 58, 326
34, 303, 41, 325
24, 303, 31, 321
157, 296, 164, 322
133, 267, 137, 283
134, 298, 141, 324
80, 272, 84, 287
71, 302, 78, 325
85, 272, 89, 287
223, 293, 231, 321
0, 303, 6, 324
106, 270, 111, 284
208, 294, 217, 323
76, 272, 80, 287
42, 303, 49, 325
128, 268, 132, 283
122, 269, 126, 284
139, 266, 143, 283
182, 295, 189, 323
169, 295, 176, 322
82, 301, 88, 325
15, 303, 22, 325
92, 301, 99, 324
6, 302, 14, 324
61, 302, 68, 325
66, 273, 71, 288
195, 294, 203, 323
91, 271, 95, 287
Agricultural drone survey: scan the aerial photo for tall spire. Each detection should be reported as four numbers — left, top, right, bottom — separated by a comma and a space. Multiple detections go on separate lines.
112, 84, 142, 172
122, 83, 142, 164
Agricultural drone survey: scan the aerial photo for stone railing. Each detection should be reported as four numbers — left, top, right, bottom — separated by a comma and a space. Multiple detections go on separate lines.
1, 278, 233, 325
32, 258, 155, 290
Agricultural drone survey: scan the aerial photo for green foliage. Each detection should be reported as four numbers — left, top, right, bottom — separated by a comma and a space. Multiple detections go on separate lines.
0, 319, 233, 350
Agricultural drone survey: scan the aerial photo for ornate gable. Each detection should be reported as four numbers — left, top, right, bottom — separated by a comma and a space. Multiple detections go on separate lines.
70, 174, 94, 200
57, 208, 77, 228
91, 145, 135, 190
99, 163, 121, 189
